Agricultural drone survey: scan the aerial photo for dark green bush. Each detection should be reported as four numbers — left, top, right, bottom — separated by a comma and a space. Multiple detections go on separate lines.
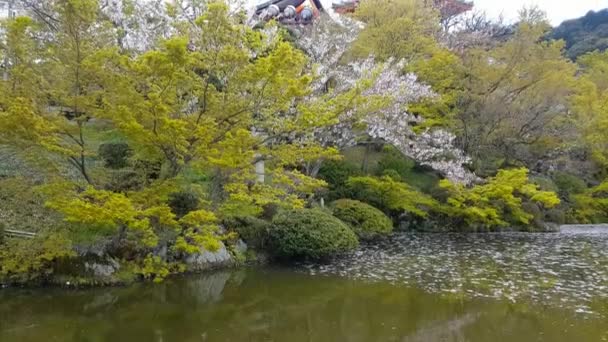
132, 158, 162, 182
381, 169, 402, 181
530, 175, 559, 192
168, 191, 200, 218
0, 222, 5, 244
98, 142, 131, 169
375, 146, 414, 180
104, 169, 142, 192
318, 160, 363, 201
332, 199, 393, 240
318, 160, 361, 185
224, 216, 271, 249
374, 147, 440, 192
553, 172, 587, 196
269, 209, 359, 260
545, 208, 566, 225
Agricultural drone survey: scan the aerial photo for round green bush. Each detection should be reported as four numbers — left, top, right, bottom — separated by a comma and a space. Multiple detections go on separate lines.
332, 199, 393, 240
269, 209, 359, 260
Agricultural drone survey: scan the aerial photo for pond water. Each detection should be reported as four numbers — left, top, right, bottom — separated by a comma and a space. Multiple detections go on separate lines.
2, 229, 608, 342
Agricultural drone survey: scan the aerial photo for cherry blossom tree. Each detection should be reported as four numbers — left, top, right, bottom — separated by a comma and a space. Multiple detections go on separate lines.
297, 14, 476, 183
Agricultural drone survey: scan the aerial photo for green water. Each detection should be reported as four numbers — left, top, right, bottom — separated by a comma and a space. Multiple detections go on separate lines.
2, 231, 608, 341
1, 268, 607, 342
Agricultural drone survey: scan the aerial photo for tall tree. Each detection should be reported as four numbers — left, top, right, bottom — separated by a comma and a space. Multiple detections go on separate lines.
0, 0, 115, 184
456, 9, 577, 174
570, 51, 608, 222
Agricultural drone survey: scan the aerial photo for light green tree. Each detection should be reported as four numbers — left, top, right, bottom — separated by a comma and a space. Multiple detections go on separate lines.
439, 168, 560, 229
457, 10, 577, 173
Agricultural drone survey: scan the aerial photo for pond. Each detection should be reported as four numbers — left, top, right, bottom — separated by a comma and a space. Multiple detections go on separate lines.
1, 229, 608, 341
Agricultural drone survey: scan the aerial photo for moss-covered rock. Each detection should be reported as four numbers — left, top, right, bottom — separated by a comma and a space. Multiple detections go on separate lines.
332, 199, 393, 240
269, 209, 359, 260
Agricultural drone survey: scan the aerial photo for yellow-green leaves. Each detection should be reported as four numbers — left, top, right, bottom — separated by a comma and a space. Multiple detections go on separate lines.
457, 14, 577, 173
0, 233, 75, 283
573, 181, 608, 223
572, 51, 608, 168
439, 168, 560, 228
44, 185, 179, 248
347, 176, 438, 217
351, 0, 441, 62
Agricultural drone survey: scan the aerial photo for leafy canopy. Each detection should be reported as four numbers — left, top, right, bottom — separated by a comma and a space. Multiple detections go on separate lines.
439, 168, 560, 228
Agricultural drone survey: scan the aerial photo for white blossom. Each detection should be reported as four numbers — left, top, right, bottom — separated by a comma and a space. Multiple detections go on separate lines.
298, 15, 477, 184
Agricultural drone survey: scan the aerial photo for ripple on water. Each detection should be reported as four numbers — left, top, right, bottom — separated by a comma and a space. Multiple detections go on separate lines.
299, 230, 608, 317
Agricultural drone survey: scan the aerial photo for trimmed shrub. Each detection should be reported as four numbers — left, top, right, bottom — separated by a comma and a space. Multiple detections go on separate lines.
269, 209, 359, 260
332, 199, 393, 240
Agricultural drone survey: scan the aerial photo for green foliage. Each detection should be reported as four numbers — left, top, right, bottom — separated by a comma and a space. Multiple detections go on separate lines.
1, 0, 607, 287
347, 176, 438, 217
375, 146, 415, 180
545, 208, 566, 225
553, 172, 587, 196
520, 202, 543, 231
573, 181, 608, 223
351, 0, 462, 128
317, 159, 363, 201
373, 146, 440, 192
572, 50, 608, 169
351, 0, 441, 62
458, 11, 577, 174
0, 233, 75, 284
223, 216, 271, 249
269, 209, 359, 260
168, 190, 201, 218
137, 254, 171, 283
530, 175, 559, 193
0, 177, 63, 233
381, 169, 402, 181
98, 142, 131, 169
331, 199, 393, 240
0, 0, 383, 283
407, 47, 463, 129
438, 168, 560, 229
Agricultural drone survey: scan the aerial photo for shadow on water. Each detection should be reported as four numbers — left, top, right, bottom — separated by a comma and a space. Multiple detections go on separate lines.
1, 229, 608, 341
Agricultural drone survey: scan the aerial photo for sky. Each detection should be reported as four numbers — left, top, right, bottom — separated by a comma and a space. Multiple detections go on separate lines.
472, 0, 608, 26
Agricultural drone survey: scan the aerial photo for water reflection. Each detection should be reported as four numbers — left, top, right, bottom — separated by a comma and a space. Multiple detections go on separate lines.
1, 267, 607, 342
